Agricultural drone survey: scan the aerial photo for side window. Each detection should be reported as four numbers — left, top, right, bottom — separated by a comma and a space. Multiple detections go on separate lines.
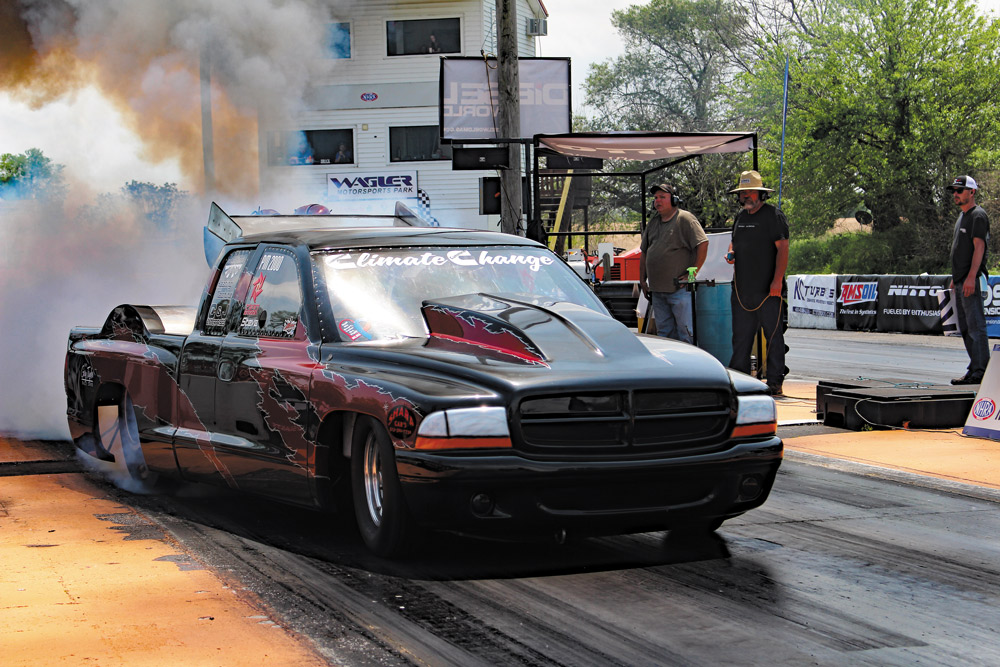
205, 249, 251, 335
238, 248, 302, 339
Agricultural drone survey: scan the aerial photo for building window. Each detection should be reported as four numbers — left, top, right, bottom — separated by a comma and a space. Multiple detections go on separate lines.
386, 18, 460, 56
327, 22, 351, 59
390, 126, 452, 162
267, 129, 354, 166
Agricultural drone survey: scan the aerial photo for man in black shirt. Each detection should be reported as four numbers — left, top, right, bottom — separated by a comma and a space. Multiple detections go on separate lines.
947, 175, 991, 384
725, 170, 789, 396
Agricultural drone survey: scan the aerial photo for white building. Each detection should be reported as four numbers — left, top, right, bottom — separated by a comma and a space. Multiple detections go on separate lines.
257, 0, 550, 229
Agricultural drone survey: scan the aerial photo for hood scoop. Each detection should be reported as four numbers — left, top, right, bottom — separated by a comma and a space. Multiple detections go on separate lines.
421, 294, 548, 364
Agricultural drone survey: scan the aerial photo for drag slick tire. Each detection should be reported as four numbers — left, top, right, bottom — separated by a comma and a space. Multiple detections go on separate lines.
351, 416, 415, 557
96, 389, 158, 488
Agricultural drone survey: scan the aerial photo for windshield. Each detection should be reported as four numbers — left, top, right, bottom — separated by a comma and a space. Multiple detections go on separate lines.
316, 245, 608, 341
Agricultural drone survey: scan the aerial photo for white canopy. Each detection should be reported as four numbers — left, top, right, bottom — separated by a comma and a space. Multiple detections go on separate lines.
536, 132, 755, 162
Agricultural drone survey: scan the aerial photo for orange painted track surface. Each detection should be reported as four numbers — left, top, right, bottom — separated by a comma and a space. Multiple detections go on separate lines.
0, 438, 328, 667
3, 381, 1000, 664
777, 379, 1000, 491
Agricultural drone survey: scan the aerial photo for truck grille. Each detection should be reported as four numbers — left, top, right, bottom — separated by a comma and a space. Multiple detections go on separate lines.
515, 389, 732, 457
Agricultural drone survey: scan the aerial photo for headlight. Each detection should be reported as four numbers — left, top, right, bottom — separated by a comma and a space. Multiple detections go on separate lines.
415, 407, 513, 450
732, 395, 777, 438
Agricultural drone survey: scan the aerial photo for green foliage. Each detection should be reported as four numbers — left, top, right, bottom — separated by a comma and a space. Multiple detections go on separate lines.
0, 148, 67, 201
738, 0, 1000, 269
120, 180, 188, 229
579, 0, 754, 231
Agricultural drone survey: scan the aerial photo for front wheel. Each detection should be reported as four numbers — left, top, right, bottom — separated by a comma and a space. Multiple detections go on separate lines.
350, 416, 414, 557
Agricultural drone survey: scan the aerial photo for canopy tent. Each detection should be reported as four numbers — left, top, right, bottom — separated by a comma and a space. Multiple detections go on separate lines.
529, 131, 757, 245
535, 132, 756, 162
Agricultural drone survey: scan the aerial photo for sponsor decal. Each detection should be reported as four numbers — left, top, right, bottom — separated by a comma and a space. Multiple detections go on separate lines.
886, 284, 946, 298
387, 405, 416, 439
973, 397, 996, 420
339, 319, 373, 341
326, 250, 554, 273
282, 318, 297, 336
793, 279, 832, 301
329, 174, 413, 190
838, 282, 878, 305
250, 272, 266, 302
360, 92, 378, 102
260, 254, 285, 272
327, 170, 418, 200
244, 303, 261, 316
81, 365, 96, 387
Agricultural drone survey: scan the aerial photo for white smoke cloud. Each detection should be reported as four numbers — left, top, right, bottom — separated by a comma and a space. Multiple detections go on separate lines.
0, 197, 208, 438
0, 0, 354, 438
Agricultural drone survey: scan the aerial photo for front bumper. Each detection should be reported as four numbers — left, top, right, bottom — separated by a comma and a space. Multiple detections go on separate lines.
395, 437, 782, 537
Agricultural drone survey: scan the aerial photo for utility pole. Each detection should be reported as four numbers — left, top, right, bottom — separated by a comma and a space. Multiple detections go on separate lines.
495, 0, 522, 235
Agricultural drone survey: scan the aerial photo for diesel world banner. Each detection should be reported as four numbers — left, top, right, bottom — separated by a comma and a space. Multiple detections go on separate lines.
439, 57, 571, 140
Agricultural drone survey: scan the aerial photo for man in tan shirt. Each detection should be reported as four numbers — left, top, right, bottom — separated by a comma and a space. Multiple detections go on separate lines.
639, 183, 708, 342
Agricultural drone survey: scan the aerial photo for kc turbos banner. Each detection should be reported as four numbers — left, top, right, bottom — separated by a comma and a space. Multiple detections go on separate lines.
788, 274, 836, 329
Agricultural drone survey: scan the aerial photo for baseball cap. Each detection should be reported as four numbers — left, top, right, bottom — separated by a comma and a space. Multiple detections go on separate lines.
946, 175, 978, 191
649, 183, 675, 195
729, 170, 774, 193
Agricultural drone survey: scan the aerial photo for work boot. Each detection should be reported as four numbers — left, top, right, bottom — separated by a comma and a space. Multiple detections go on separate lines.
767, 384, 784, 397
951, 373, 983, 385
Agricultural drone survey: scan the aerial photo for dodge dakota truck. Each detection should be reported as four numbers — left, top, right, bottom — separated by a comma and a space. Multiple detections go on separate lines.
65, 204, 782, 556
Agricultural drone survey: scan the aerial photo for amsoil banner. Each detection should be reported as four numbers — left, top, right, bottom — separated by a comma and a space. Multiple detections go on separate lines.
788, 274, 836, 329
876, 275, 950, 334
836, 275, 880, 330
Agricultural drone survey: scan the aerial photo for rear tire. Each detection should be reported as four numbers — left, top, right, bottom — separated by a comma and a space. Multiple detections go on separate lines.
96, 391, 158, 488
350, 416, 414, 557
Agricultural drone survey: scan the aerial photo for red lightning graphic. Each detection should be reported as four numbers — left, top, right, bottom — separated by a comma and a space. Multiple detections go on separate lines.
250, 272, 266, 302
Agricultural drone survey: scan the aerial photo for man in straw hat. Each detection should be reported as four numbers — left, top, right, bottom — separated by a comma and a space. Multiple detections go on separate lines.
725, 170, 789, 396
946, 175, 990, 385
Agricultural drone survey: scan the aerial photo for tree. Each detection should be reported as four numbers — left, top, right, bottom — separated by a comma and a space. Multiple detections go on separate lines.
738, 0, 1000, 271
579, 0, 754, 229
0, 148, 67, 201
120, 181, 189, 229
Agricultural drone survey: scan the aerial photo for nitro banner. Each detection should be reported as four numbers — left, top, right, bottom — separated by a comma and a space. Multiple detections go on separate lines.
876, 275, 950, 334
788, 274, 836, 329
836, 275, 879, 330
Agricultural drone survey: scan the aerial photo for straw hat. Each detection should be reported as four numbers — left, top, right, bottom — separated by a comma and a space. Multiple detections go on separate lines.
729, 170, 774, 193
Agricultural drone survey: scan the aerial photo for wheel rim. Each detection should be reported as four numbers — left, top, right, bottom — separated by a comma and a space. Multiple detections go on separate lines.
362, 431, 383, 527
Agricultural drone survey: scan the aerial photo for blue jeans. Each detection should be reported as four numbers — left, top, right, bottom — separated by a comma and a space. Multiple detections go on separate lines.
956, 278, 989, 378
651, 290, 694, 343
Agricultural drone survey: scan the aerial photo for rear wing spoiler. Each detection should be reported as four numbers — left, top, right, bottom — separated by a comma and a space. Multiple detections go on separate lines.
202, 201, 435, 267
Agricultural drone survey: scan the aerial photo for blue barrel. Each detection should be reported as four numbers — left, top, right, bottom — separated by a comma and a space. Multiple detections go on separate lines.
695, 282, 732, 366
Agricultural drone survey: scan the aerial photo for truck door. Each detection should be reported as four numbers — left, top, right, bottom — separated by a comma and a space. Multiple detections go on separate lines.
212, 246, 313, 504
175, 247, 253, 485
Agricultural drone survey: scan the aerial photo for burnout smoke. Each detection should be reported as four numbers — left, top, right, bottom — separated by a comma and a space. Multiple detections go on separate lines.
1, 0, 349, 196
0, 196, 206, 438
0, 0, 354, 437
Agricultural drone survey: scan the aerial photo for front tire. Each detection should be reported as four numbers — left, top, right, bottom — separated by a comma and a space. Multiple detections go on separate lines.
350, 416, 414, 557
